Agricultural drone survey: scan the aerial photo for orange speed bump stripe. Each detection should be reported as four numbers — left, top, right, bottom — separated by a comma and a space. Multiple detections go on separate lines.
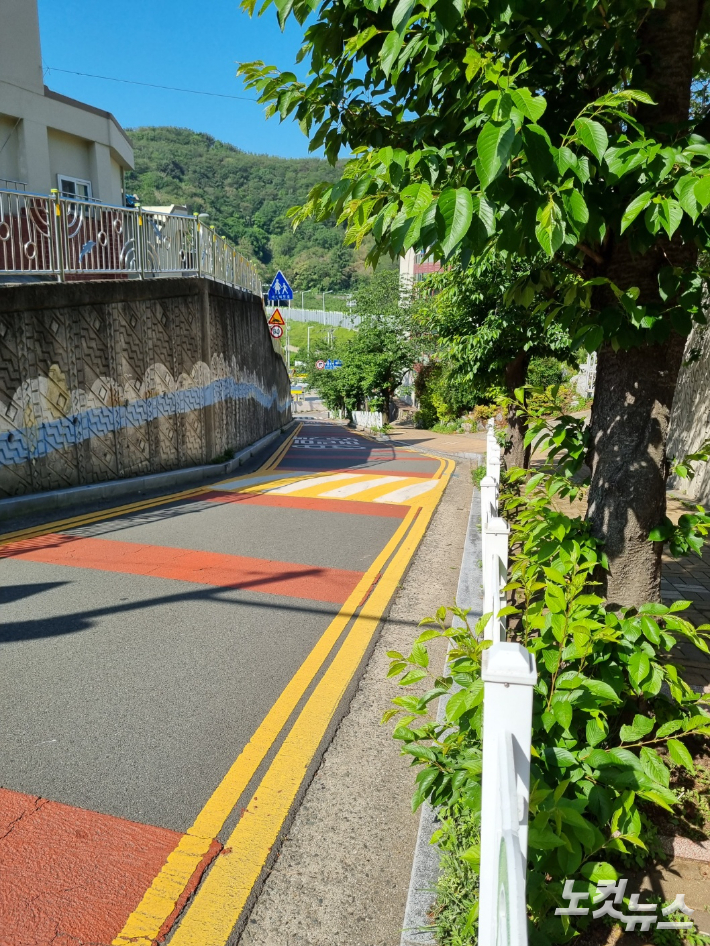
1, 534, 364, 604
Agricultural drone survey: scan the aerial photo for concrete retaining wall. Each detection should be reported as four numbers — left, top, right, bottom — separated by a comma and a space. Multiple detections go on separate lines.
668, 321, 710, 506
0, 277, 291, 498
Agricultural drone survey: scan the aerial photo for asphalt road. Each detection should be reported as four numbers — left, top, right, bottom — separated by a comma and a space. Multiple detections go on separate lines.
0, 420, 452, 946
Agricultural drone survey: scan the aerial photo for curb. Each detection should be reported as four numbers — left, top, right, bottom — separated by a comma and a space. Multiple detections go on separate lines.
400, 485, 483, 946
0, 420, 299, 524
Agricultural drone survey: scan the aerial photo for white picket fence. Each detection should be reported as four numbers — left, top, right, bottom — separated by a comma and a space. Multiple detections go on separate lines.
478, 419, 537, 946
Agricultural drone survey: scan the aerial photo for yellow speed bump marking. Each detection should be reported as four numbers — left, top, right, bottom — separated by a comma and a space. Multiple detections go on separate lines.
112, 505, 420, 946
167, 458, 455, 945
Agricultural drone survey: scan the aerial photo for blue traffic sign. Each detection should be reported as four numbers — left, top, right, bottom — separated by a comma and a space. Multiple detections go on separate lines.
324, 359, 343, 370
267, 270, 293, 302
333, 359, 343, 368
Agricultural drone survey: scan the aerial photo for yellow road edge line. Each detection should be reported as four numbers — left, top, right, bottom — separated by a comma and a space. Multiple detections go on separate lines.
258, 422, 302, 472
167, 458, 456, 945
0, 424, 303, 547
111, 505, 419, 946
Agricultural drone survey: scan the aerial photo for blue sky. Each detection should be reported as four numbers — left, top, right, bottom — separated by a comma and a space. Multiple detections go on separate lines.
37, 0, 313, 158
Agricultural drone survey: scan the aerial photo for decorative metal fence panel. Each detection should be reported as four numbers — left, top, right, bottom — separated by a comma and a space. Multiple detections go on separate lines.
142, 209, 196, 276
59, 198, 141, 276
0, 191, 56, 277
0, 188, 262, 296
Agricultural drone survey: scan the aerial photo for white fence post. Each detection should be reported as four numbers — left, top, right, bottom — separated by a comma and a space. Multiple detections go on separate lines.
480, 474, 497, 569
486, 418, 500, 483
479, 643, 537, 946
482, 516, 509, 642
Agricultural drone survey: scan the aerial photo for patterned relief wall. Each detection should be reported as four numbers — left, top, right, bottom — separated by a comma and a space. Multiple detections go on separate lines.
0, 279, 291, 499
668, 320, 710, 505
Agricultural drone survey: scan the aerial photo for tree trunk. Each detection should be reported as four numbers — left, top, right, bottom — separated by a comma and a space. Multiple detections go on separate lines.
586, 0, 701, 606
587, 335, 686, 606
504, 351, 531, 470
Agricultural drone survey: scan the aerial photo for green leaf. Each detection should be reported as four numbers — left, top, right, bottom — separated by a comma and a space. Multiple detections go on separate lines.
476, 119, 515, 189
565, 190, 589, 229
510, 88, 547, 123
620, 192, 652, 233
667, 738, 695, 773
640, 747, 670, 787
658, 199, 683, 238
399, 667, 428, 685
574, 117, 609, 162
438, 187, 474, 257
628, 650, 651, 688
620, 714, 654, 742
544, 746, 577, 768
410, 643, 429, 668
460, 843, 480, 867
694, 175, 710, 210
553, 700, 573, 731
392, 0, 414, 29
583, 679, 621, 702
586, 719, 607, 747
528, 826, 565, 850
401, 181, 433, 216
656, 719, 683, 738
675, 175, 700, 221
380, 30, 404, 77
522, 125, 557, 186
535, 198, 565, 257
580, 861, 618, 883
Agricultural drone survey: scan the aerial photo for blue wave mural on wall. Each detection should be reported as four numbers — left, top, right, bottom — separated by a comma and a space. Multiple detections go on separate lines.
0, 378, 291, 466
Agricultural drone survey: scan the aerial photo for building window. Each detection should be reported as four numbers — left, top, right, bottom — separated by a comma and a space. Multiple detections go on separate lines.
57, 175, 92, 200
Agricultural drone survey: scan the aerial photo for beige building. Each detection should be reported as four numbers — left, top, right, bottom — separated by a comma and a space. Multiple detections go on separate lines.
0, 0, 133, 204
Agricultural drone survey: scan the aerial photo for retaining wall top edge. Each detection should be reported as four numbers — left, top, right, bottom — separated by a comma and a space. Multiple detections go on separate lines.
0, 277, 262, 312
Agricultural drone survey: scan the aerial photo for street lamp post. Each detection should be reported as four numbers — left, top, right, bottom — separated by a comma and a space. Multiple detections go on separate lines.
322, 289, 333, 325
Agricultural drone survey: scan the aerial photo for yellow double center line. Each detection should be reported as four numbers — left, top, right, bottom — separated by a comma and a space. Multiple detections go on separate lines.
114, 454, 455, 946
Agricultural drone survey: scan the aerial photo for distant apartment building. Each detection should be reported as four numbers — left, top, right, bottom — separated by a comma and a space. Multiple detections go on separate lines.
0, 0, 133, 203
399, 248, 442, 283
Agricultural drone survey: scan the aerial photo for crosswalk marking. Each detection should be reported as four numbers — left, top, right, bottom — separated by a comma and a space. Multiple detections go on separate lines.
320, 476, 398, 499
373, 480, 439, 503
268, 473, 359, 495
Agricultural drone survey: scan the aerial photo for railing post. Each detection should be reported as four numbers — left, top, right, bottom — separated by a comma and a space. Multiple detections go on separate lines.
486, 417, 500, 484
480, 473, 497, 568
194, 214, 201, 279
479, 643, 537, 946
483, 516, 509, 642
136, 204, 145, 279
50, 189, 65, 283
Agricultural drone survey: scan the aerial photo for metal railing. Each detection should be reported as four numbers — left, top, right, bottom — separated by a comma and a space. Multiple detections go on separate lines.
0, 187, 262, 296
478, 419, 537, 946
265, 306, 361, 329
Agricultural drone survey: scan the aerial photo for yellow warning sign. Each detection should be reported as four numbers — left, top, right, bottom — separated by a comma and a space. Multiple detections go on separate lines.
268, 308, 286, 326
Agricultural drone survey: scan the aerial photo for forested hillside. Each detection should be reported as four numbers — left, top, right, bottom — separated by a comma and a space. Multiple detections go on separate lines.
125, 127, 392, 291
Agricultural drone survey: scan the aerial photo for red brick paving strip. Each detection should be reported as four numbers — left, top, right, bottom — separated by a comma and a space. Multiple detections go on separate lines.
0, 787, 220, 946
0, 535, 364, 604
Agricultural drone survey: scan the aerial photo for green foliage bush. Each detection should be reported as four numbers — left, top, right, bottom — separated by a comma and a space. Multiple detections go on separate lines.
527, 357, 569, 391
386, 409, 710, 946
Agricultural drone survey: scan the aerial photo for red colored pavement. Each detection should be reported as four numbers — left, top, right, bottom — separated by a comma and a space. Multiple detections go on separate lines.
0, 788, 220, 946
0, 535, 364, 604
